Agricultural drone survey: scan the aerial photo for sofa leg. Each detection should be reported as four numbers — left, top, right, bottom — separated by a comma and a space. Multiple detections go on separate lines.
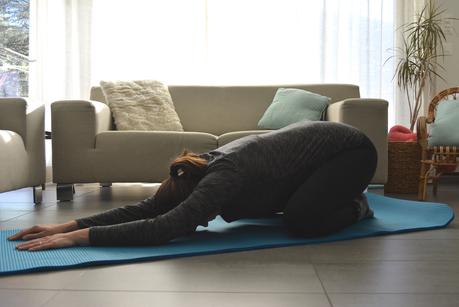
33, 185, 43, 204
100, 183, 112, 188
57, 184, 74, 202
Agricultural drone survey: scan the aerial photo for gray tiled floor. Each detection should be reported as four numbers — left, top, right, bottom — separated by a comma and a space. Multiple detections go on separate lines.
0, 180, 458, 307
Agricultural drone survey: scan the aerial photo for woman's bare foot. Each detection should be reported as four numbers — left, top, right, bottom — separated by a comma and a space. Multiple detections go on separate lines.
354, 193, 374, 221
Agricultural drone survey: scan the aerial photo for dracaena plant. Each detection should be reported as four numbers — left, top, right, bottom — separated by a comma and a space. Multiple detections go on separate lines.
393, 0, 455, 131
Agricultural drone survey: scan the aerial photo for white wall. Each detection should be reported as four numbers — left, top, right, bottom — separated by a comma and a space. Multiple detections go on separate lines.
437, 0, 459, 90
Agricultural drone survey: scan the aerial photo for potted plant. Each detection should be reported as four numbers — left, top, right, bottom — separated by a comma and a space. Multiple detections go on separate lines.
385, 0, 454, 194
394, 0, 453, 132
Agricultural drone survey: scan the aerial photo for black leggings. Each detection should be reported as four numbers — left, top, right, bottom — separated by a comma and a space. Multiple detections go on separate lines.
283, 139, 377, 237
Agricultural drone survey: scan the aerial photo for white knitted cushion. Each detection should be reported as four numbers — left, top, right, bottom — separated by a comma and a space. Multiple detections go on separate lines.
100, 80, 183, 131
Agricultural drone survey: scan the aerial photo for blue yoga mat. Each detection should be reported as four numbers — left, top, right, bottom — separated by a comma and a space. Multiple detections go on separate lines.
0, 193, 454, 276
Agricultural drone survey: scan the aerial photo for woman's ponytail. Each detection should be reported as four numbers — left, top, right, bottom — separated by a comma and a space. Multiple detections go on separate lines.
154, 150, 208, 214
169, 150, 207, 181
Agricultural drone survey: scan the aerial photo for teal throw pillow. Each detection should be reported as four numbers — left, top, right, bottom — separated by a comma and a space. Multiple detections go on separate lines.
258, 88, 330, 129
428, 99, 459, 146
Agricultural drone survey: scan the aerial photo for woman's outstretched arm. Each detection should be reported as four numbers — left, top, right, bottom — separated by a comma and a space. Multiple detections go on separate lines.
8, 196, 159, 242
85, 167, 243, 246
12, 194, 176, 250
75, 195, 160, 228
8, 221, 80, 241
14, 162, 243, 250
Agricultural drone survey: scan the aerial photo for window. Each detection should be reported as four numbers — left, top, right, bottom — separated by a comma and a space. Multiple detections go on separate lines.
0, 0, 29, 97
30, 1, 395, 125
90, 0, 394, 102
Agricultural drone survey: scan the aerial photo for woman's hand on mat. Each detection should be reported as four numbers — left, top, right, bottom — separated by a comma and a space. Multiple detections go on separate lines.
15, 229, 90, 251
7, 221, 79, 241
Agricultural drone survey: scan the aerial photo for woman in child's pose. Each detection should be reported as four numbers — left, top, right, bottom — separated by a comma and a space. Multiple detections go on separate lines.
10, 120, 376, 250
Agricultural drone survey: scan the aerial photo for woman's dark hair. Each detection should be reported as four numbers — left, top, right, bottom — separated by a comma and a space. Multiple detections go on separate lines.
154, 150, 208, 214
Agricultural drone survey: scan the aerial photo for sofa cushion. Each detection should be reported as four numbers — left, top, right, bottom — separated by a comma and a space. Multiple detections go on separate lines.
218, 130, 272, 147
94, 131, 217, 182
257, 88, 330, 129
100, 80, 183, 131
428, 100, 459, 146
0, 130, 28, 192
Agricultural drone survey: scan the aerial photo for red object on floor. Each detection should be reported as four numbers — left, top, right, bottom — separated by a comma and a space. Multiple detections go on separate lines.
388, 125, 417, 142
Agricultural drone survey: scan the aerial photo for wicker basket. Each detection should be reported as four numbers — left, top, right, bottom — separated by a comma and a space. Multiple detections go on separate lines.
384, 141, 421, 194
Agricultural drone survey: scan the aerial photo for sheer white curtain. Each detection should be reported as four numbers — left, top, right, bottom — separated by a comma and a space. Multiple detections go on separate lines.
91, 0, 207, 84
205, 0, 394, 94
29, 0, 92, 106
29, 0, 92, 179
29, 0, 396, 126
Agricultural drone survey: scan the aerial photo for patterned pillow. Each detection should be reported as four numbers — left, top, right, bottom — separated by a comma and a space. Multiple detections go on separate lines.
100, 80, 183, 131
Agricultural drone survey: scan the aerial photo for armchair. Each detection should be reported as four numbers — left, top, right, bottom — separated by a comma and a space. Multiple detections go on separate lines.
418, 87, 459, 200
0, 98, 46, 203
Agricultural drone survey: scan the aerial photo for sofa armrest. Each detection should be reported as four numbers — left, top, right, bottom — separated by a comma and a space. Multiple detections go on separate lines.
0, 98, 45, 150
326, 98, 388, 183
0, 98, 27, 141
26, 103, 46, 185
52, 100, 111, 183
51, 100, 111, 148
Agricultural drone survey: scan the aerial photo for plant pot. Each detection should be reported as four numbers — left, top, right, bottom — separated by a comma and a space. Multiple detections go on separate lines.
384, 141, 421, 194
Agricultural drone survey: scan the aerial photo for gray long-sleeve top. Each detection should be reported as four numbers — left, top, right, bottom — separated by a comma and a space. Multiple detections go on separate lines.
75, 120, 371, 246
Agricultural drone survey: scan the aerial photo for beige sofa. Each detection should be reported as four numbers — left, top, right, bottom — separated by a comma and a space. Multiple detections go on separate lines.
0, 98, 46, 203
52, 84, 388, 201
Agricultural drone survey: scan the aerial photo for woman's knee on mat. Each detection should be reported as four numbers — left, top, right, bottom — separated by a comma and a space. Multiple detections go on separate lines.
283, 212, 321, 237
284, 205, 359, 238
